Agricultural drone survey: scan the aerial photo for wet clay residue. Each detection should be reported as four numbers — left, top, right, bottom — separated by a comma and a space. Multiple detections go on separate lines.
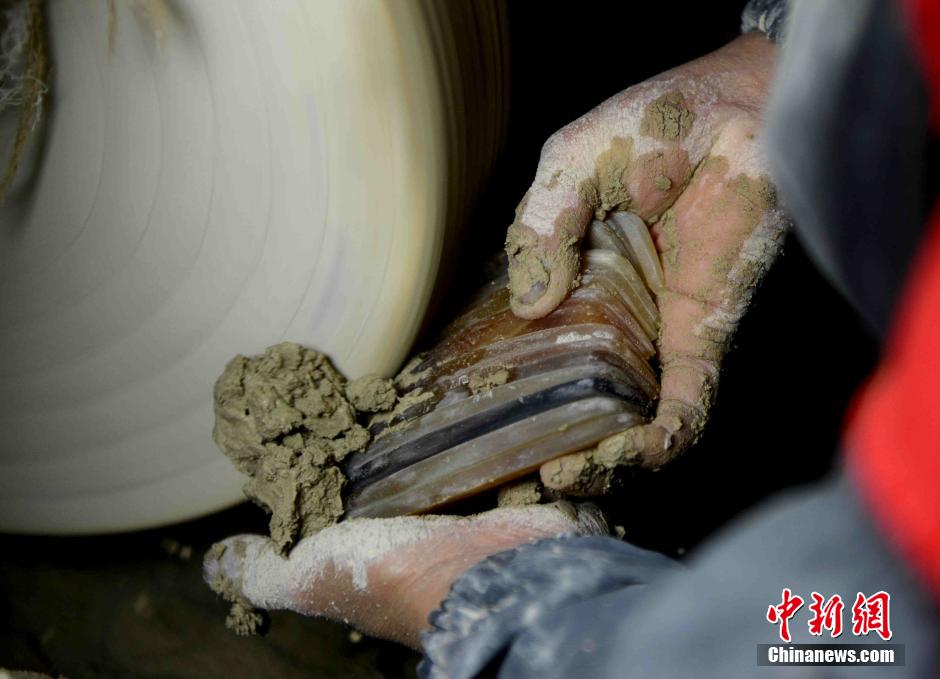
467, 367, 510, 395
370, 387, 437, 440
394, 354, 432, 392
639, 90, 695, 142
497, 478, 543, 507
725, 172, 777, 290
586, 135, 636, 218
729, 172, 776, 217
214, 343, 384, 556
346, 374, 398, 413
211, 343, 421, 635
505, 211, 581, 310
657, 207, 681, 266
206, 543, 266, 637
540, 448, 620, 497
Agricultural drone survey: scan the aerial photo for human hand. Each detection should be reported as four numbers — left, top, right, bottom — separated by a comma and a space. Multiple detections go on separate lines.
204, 502, 607, 648
505, 34, 787, 492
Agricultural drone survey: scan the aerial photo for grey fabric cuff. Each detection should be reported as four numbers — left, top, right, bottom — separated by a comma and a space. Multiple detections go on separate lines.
418, 535, 681, 679
741, 0, 789, 42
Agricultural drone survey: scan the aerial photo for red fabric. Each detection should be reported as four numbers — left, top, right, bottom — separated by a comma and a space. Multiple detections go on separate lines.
847, 0, 940, 602
846, 203, 940, 599
902, 0, 940, 128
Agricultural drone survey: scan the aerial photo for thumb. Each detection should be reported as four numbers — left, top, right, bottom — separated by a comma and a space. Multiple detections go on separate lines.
506, 132, 598, 320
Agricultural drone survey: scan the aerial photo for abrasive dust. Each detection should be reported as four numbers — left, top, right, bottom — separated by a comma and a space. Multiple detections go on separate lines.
206, 504, 610, 616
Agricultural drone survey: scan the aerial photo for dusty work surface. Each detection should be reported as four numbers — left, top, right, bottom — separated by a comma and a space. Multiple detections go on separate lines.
0, 504, 417, 679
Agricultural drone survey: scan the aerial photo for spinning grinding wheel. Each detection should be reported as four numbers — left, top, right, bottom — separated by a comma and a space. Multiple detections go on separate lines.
0, 0, 507, 533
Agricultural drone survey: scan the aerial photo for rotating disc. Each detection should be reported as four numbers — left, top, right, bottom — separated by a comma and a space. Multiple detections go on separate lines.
0, 0, 507, 533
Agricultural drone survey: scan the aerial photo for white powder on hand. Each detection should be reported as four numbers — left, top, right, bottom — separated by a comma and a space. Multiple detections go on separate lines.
204, 503, 608, 613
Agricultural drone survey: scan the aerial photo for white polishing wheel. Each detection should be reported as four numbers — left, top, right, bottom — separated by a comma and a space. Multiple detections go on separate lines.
0, 0, 507, 533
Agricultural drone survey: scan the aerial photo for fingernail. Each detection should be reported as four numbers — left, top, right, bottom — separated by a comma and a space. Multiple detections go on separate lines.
518, 281, 547, 305
203, 539, 269, 637
202, 542, 226, 586
203, 539, 245, 595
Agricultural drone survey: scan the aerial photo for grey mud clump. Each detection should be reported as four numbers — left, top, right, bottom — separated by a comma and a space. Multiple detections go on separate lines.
210, 342, 422, 636
346, 374, 398, 412
205, 542, 266, 637
497, 478, 544, 507
639, 90, 695, 142
466, 367, 510, 395
213, 342, 376, 556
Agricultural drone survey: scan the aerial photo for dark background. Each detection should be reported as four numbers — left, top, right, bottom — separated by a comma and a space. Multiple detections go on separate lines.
0, 2, 878, 677
452, 0, 878, 554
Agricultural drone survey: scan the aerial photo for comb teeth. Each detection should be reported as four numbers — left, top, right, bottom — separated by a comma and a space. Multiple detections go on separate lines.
343, 213, 663, 517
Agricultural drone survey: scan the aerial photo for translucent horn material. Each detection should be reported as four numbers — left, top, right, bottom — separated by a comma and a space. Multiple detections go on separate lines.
342, 218, 665, 517
606, 211, 665, 293
583, 250, 659, 341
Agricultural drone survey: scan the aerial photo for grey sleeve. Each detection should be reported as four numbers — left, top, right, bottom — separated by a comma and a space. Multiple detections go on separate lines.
418, 536, 682, 679
741, 0, 789, 42
419, 474, 939, 678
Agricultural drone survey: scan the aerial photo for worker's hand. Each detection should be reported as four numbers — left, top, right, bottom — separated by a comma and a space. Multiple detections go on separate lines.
204, 502, 607, 648
507, 33, 787, 493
